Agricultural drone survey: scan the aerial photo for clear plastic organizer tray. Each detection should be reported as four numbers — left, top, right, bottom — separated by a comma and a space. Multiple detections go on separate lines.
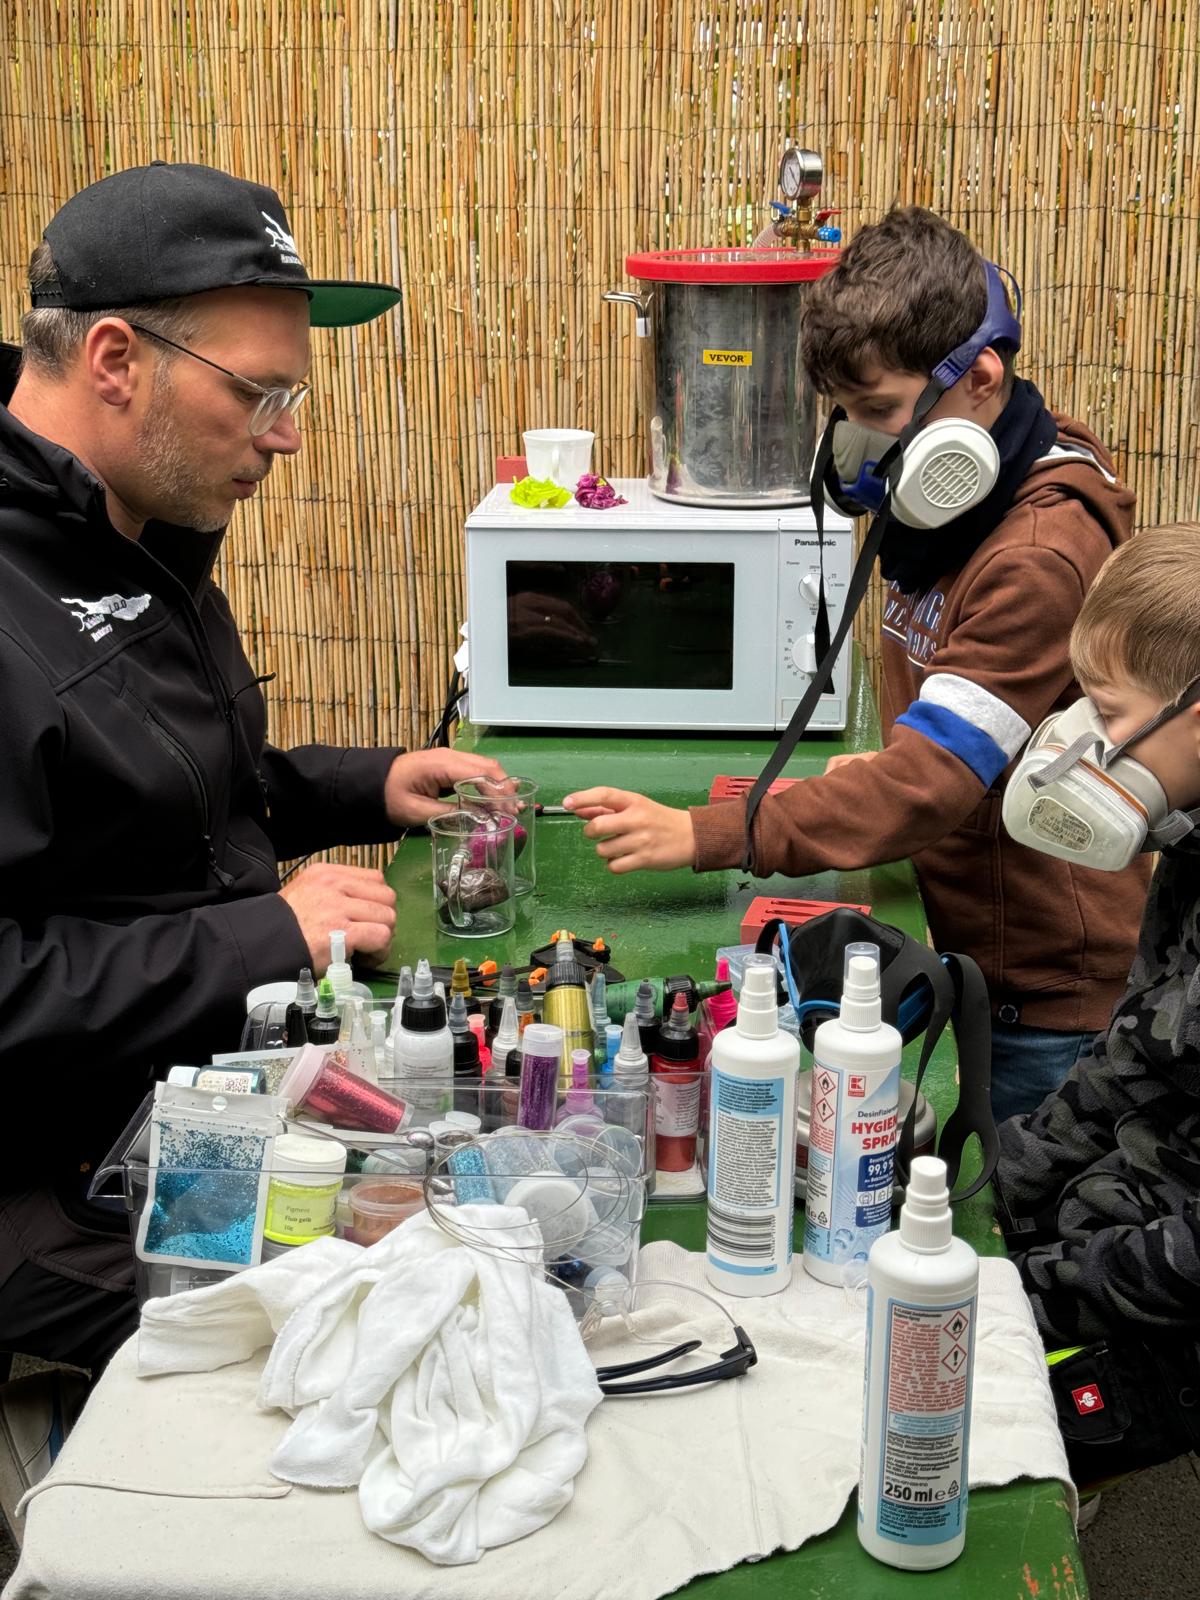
111, 1126, 645, 1314
92, 1071, 654, 1304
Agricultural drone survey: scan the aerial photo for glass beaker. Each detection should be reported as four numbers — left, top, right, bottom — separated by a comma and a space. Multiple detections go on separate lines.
454, 775, 540, 895
430, 808, 516, 938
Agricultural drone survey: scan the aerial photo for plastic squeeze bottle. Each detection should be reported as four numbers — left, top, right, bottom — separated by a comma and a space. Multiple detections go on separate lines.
325, 930, 355, 1000
698, 955, 741, 1148
802, 943, 901, 1286
305, 978, 342, 1045
541, 937, 593, 1086
612, 1011, 656, 1185
651, 992, 701, 1172
705, 953, 799, 1296
285, 965, 318, 1046
858, 1156, 978, 1570
392, 959, 453, 1112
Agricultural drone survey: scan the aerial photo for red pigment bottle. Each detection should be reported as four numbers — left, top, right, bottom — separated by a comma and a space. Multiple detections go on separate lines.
651, 992, 701, 1172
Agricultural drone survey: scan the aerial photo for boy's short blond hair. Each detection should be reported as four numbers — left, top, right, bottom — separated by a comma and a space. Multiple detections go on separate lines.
1071, 522, 1200, 700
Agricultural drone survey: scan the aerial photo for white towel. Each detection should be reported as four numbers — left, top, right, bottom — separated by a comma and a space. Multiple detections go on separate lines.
137, 1207, 603, 1565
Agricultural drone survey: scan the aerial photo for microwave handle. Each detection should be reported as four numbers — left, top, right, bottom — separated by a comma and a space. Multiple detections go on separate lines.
603, 289, 650, 338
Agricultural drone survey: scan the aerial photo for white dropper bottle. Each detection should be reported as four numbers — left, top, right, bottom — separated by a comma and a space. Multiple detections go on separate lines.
858, 1156, 979, 1570
392, 958, 453, 1113
610, 1011, 654, 1165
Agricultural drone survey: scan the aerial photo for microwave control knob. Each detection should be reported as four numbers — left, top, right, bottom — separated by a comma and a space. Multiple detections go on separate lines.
789, 633, 818, 674
798, 572, 822, 605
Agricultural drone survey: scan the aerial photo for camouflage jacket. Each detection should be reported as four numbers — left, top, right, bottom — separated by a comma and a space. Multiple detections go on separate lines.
996, 837, 1200, 1349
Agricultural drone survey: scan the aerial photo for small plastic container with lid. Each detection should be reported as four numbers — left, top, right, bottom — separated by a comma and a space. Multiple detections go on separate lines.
263, 1133, 348, 1248
348, 1177, 426, 1244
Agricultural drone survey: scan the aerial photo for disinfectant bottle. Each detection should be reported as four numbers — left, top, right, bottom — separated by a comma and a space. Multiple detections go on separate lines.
705, 953, 800, 1296
802, 943, 901, 1286
858, 1155, 978, 1569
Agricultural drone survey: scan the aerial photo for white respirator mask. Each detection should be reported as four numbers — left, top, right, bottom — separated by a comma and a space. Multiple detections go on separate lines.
829, 416, 1001, 530
1002, 684, 1200, 871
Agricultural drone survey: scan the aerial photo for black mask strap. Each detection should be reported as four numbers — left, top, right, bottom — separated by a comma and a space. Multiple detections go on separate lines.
741, 379, 946, 872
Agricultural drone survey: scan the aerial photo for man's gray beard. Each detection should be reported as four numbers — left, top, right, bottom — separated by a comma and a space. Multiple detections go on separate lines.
136, 365, 230, 533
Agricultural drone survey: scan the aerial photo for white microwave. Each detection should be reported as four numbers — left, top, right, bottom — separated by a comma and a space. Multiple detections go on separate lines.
463, 478, 854, 733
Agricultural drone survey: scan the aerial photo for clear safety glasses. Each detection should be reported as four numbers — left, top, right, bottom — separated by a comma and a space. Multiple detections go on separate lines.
127, 323, 311, 438
580, 1278, 758, 1397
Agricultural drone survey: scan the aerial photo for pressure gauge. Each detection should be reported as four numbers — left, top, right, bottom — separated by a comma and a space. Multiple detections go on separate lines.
778, 147, 823, 203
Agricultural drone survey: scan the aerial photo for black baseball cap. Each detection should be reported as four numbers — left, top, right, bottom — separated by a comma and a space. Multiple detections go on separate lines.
30, 161, 401, 328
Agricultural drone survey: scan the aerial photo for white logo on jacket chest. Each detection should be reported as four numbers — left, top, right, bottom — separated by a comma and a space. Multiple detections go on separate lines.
61, 592, 152, 641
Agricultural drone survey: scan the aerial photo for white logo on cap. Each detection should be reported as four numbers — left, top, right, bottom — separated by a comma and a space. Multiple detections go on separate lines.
261, 212, 303, 268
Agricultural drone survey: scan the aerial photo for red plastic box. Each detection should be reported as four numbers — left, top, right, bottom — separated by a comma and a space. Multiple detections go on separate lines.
708, 774, 799, 804
740, 896, 872, 945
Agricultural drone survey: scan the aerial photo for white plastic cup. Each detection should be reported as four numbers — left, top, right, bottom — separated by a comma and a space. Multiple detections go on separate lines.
522, 428, 594, 484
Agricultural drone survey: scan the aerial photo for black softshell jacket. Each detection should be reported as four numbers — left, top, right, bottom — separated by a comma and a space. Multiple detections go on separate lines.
0, 345, 402, 1183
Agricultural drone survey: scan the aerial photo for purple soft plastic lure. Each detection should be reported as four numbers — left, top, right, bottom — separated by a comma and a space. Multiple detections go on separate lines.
574, 473, 627, 510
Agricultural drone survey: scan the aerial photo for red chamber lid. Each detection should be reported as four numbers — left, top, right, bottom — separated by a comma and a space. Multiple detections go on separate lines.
625, 247, 839, 284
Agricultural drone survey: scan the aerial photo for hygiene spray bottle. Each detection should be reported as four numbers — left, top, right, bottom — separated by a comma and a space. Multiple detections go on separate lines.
705, 954, 800, 1295
858, 1156, 978, 1570
802, 943, 901, 1286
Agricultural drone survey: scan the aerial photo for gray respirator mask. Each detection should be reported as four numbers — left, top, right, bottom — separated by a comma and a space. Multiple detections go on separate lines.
1002, 680, 1200, 871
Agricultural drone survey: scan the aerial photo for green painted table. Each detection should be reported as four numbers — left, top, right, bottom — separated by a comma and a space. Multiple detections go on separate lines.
379, 654, 1084, 1598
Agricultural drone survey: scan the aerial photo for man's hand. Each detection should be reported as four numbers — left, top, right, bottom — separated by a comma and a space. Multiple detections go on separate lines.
562, 786, 695, 873
824, 751, 878, 775
279, 862, 397, 971
384, 749, 507, 828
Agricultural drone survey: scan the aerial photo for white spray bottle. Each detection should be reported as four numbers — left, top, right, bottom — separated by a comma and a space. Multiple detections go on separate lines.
858, 1155, 978, 1569
705, 953, 799, 1296
802, 943, 901, 1286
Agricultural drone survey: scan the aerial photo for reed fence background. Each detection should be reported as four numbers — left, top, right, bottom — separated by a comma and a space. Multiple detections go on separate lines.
2, 2, 1197, 796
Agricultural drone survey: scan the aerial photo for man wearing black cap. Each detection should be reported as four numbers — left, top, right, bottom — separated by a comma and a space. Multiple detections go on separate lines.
0, 163, 500, 1376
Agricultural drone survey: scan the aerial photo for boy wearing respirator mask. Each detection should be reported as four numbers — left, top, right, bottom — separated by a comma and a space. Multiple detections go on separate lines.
566, 207, 1148, 1120
996, 522, 1200, 1483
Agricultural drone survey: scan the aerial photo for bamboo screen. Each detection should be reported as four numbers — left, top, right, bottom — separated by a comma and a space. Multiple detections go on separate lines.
2, 2, 1197, 768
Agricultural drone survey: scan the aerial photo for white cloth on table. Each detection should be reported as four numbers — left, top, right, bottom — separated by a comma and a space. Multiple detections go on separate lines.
5, 1243, 1073, 1600
137, 1206, 603, 1564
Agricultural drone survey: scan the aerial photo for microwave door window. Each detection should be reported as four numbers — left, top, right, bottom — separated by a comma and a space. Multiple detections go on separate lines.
505, 561, 735, 690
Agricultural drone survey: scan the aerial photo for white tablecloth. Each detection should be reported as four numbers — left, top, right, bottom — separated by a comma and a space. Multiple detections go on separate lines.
3, 1245, 1071, 1600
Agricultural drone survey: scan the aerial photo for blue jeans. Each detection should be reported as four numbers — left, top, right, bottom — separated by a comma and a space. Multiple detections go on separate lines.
990, 1022, 1095, 1124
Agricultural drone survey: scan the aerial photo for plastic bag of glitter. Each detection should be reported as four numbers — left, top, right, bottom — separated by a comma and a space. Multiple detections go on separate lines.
135, 1083, 289, 1271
